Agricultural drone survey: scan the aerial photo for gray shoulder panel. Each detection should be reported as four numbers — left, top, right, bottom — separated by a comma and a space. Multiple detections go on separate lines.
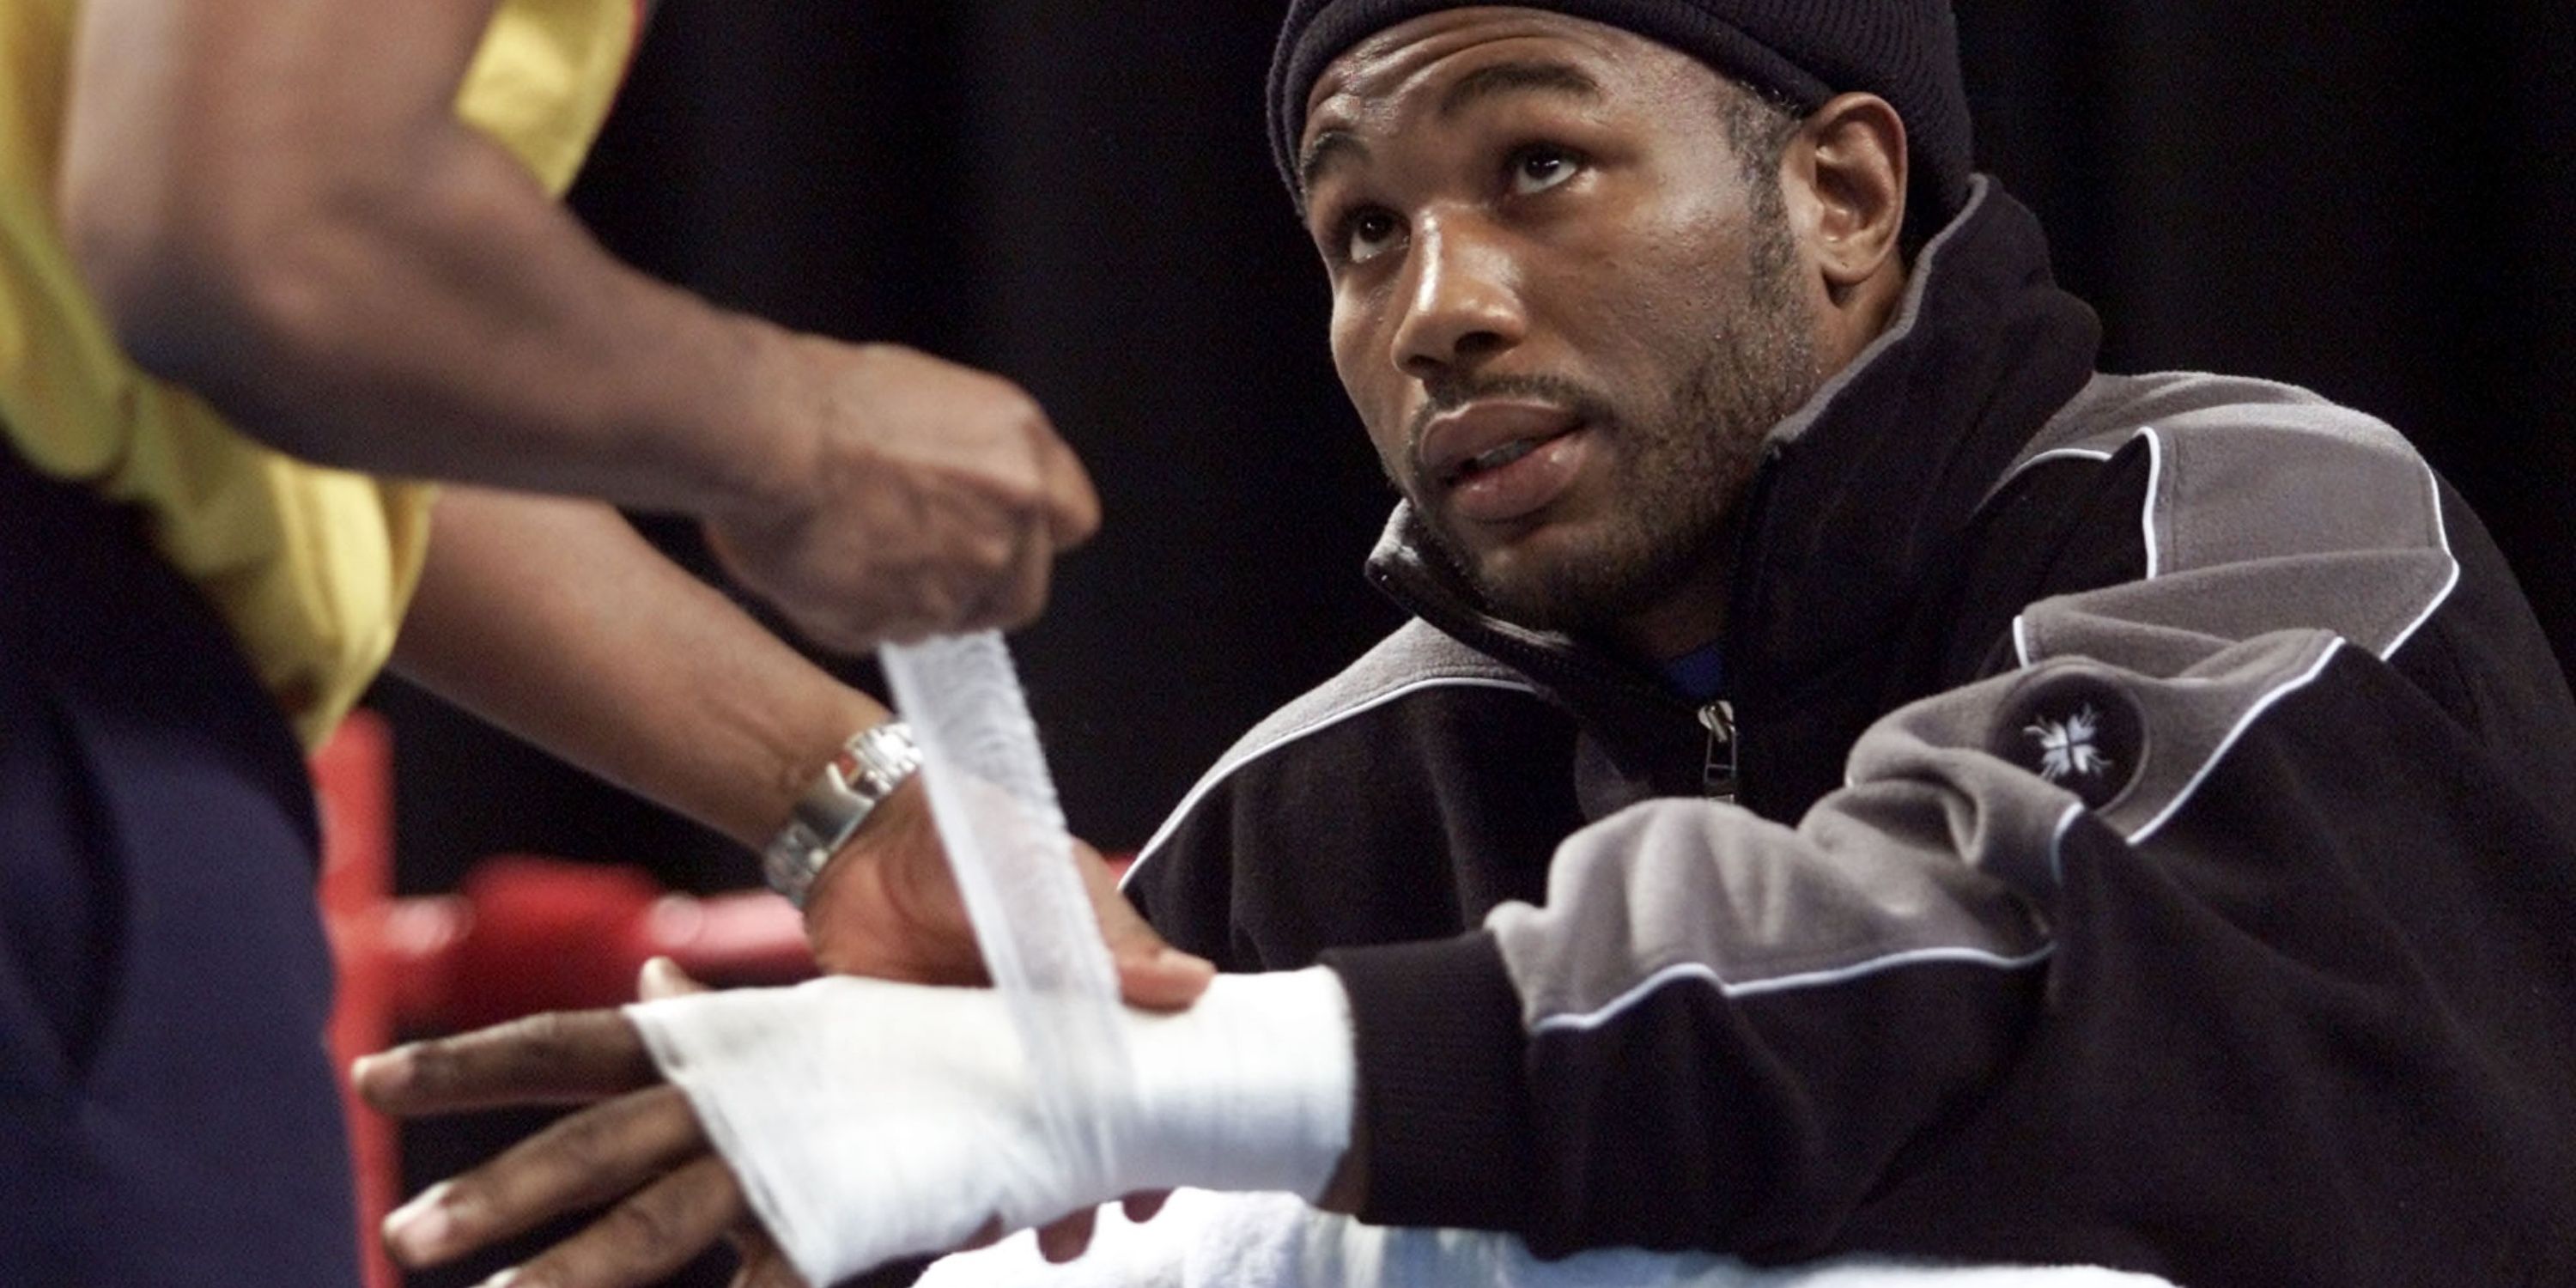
2005, 370, 2337, 471
2005, 371, 2457, 667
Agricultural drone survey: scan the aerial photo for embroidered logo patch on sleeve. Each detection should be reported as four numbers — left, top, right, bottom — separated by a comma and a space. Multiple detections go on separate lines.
1992, 673, 2146, 810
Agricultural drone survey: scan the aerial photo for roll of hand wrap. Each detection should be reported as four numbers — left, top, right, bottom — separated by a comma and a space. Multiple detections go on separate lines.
627, 633, 1354, 1284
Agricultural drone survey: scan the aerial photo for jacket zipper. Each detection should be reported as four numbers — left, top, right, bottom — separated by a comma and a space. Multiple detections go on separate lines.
1698, 700, 1739, 803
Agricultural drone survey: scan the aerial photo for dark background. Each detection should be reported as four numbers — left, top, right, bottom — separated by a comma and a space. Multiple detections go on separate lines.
379, 3, 2574, 1282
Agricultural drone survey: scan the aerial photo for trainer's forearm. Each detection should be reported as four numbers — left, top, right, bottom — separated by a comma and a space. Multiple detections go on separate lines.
58, 0, 812, 520
392, 488, 884, 848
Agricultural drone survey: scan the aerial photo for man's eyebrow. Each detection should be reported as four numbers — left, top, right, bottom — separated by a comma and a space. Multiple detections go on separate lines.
1438, 60, 1602, 118
1298, 128, 1367, 202
1299, 62, 1600, 202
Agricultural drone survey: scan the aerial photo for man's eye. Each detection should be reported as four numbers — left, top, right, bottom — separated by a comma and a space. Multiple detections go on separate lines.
1510, 146, 1580, 196
1344, 210, 1403, 264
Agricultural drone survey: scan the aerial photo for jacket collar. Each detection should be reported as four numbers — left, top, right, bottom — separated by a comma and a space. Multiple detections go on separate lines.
1366, 179, 2103, 727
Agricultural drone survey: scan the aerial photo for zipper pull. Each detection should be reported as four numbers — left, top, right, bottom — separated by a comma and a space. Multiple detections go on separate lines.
1698, 700, 1738, 803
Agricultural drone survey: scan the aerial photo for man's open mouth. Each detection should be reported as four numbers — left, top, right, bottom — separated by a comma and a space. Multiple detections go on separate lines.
1447, 434, 1552, 483
1419, 398, 1590, 491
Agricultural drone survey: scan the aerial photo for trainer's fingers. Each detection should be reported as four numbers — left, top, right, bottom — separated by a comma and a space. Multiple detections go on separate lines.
1121, 1189, 1173, 1224
728, 1249, 809, 1288
1035, 427, 1101, 548
1035, 1206, 1098, 1264
1007, 518, 1055, 628
503, 1152, 747, 1288
1115, 947, 1217, 1012
1077, 848, 1212, 1012
382, 1084, 708, 1268
954, 1216, 1009, 1252
725, 1225, 808, 1288
959, 516, 1054, 633
356, 1009, 655, 1115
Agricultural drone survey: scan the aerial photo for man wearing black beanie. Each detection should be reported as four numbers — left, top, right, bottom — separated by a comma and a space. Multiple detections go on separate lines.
1126, 3, 2575, 1284
351, 6, 2576, 1287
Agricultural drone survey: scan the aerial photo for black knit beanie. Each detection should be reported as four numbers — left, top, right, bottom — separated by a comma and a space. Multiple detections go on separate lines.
1267, 0, 1972, 240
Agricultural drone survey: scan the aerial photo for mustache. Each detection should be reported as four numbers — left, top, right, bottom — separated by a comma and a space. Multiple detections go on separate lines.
1404, 373, 1619, 468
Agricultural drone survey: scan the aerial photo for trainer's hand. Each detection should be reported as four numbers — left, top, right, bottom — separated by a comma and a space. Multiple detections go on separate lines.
708, 339, 1098, 654
803, 780, 1212, 1010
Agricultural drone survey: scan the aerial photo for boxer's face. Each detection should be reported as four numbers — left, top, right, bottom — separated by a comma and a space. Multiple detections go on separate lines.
1297, 8, 1825, 655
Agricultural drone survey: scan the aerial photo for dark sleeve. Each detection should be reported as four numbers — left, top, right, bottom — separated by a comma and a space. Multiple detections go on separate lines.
1322, 410, 2576, 1280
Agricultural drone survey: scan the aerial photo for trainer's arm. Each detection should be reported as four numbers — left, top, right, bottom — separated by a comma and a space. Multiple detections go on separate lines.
392, 488, 1208, 995
57, 0, 1097, 650
59, 0, 799, 518
392, 487, 882, 851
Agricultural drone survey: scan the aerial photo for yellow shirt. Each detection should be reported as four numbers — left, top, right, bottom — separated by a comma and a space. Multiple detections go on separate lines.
0, 0, 641, 746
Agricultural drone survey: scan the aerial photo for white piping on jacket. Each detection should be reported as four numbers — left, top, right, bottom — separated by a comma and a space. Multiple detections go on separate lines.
2378, 460, 2460, 661
1532, 944, 2057, 1037
2126, 638, 2347, 846
2138, 426, 2166, 580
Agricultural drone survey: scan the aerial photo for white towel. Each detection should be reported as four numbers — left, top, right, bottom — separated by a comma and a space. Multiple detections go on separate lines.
913, 1189, 2179, 1288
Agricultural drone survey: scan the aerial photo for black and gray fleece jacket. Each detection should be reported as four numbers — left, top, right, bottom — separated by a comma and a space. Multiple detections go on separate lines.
1121, 181, 2576, 1286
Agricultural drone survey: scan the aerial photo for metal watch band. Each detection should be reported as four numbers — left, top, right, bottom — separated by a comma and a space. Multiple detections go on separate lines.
760, 720, 922, 908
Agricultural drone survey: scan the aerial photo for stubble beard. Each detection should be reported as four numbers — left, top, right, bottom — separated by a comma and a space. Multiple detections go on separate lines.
1413, 206, 1820, 638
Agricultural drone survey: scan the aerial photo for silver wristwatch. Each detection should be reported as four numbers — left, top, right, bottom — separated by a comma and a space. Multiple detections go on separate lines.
760, 720, 923, 907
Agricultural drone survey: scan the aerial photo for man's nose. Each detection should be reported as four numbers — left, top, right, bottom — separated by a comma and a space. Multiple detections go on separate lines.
1390, 214, 1527, 382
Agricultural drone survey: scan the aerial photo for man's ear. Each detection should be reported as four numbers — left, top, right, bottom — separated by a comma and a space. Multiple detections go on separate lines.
1782, 93, 1908, 300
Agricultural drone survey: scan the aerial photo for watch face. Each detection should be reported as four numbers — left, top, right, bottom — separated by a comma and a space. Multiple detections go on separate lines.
766, 723, 921, 905
848, 723, 925, 796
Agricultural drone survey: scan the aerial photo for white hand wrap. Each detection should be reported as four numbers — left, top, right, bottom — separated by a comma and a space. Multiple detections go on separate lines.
627, 966, 1355, 1287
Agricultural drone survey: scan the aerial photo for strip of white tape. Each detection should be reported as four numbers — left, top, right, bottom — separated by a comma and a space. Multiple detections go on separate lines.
882, 632, 1133, 1170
